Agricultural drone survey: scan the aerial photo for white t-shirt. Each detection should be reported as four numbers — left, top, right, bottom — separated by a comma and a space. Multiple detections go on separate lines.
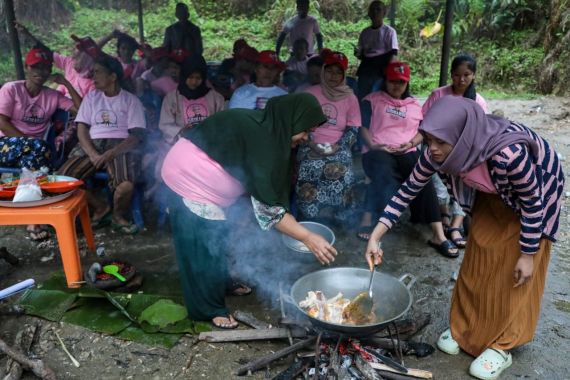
283, 15, 321, 54
228, 84, 288, 110
75, 89, 146, 139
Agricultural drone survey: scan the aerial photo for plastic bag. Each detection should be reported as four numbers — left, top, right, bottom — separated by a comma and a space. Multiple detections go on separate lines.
13, 168, 43, 202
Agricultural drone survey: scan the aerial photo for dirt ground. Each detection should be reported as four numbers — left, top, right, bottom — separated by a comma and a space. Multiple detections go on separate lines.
1, 97, 569, 380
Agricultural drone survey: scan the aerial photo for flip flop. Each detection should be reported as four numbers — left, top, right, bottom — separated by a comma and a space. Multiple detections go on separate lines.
356, 225, 373, 241
212, 314, 238, 329
226, 281, 252, 296
447, 227, 467, 248
111, 222, 139, 235
427, 239, 459, 258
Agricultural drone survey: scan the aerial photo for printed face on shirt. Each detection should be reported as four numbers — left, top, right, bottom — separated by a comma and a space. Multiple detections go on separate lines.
25, 63, 52, 87
255, 64, 280, 87
386, 79, 408, 99
22, 103, 47, 124
323, 65, 344, 88
321, 103, 339, 126
424, 132, 453, 163
185, 103, 208, 126
185, 72, 204, 90
451, 63, 475, 95
95, 110, 118, 128
254, 97, 269, 110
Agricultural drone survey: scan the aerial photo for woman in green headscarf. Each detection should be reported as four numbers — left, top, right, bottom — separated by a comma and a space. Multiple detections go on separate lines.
161, 93, 337, 329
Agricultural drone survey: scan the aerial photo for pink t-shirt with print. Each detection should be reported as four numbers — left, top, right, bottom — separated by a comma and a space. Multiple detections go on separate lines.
357, 24, 398, 58
181, 96, 210, 127
53, 53, 95, 97
162, 138, 245, 207
0, 81, 73, 138
75, 89, 146, 139
304, 85, 361, 144
362, 91, 423, 154
422, 85, 488, 114
283, 15, 321, 54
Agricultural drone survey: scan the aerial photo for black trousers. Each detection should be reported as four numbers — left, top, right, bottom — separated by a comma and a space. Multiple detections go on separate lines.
362, 149, 441, 224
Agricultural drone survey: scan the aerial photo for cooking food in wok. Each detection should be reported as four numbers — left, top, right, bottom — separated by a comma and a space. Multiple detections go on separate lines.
299, 290, 375, 325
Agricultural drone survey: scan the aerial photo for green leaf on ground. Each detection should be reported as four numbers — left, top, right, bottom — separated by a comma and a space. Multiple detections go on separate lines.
139, 299, 188, 329
17, 289, 77, 321
61, 298, 132, 335
115, 326, 183, 348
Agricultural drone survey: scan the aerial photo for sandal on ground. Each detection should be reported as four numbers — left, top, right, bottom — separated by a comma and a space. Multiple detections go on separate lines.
26, 225, 51, 242
212, 314, 238, 329
447, 227, 467, 248
92, 211, 112, 229
226, 281, 253, 296
437, 328, 460, 355
427, 239, 459, 258
111, 222, 139, 235
356, 225, 374, 241
469, 348, 512, 380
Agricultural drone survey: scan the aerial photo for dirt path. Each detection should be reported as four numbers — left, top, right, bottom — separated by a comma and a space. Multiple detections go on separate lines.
1, 97, 569, 379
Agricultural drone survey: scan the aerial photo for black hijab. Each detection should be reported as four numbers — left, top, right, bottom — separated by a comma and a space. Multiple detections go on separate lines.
177, 55, 210, 100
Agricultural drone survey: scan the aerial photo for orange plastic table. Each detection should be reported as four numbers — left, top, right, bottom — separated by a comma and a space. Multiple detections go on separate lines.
0, 190, 95, 288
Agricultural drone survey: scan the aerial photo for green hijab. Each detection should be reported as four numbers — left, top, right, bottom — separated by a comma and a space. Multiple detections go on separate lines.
181, 93, 326, 209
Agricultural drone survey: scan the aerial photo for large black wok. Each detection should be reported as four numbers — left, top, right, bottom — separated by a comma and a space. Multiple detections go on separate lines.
289, 267, 415, 336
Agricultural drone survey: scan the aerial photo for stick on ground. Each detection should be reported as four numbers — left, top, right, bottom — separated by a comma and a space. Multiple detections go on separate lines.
0, 337, 56, 380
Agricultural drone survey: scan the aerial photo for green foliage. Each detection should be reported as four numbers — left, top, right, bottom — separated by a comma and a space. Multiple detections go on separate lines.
139, 299, 188, 329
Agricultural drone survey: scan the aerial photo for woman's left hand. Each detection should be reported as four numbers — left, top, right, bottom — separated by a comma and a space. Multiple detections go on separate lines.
513, 254, 534, 287
93, 150, 115, 169
392, 142, 413, 154
302, 232, 337, 265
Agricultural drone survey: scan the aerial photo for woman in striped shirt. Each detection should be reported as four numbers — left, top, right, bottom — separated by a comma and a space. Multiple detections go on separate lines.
364, 96, 564, 380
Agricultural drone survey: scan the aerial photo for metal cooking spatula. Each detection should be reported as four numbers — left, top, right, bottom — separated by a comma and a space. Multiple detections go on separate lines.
343, 265, 377, 324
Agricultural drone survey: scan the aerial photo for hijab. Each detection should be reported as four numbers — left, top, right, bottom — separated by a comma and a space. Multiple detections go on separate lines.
320, 64, 353, 102
420, 96, 539, 175
181, 93, 326, 208
178, 55, 210, 100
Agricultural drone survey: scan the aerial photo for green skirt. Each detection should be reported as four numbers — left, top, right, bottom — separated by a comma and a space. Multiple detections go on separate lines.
168, 191, 230, 320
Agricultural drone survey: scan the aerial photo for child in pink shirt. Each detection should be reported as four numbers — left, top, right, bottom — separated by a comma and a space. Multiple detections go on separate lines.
357, 62, 456, 257
422, 53, 487, 249
296, 51, 361, 224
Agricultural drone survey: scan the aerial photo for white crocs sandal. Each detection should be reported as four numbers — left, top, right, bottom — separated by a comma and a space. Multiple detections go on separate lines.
469, 348, 512, 380
437, 328, 460, 355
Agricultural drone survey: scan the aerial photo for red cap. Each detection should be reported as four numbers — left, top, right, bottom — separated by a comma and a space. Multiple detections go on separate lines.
385, 62, 411, 82
256, 50, 286, 71
25, 48, 53, 66
169, 48, 191, 63
236, 45, 259, 62
71, 35, 100, 58
323, 51, 348, 71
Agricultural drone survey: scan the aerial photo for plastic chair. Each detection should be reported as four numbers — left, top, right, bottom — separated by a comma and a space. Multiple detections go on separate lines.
0, 189, 95, 288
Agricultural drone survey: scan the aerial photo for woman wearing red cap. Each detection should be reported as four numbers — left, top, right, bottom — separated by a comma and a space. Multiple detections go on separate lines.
228, 50, 288, 110
295, 51, 361, 225
357, 62, 456, 257
0, 47, 81, 241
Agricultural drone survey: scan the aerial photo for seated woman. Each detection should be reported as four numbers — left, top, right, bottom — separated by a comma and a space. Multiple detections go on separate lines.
422, 53, 488, 249
295, 51, 360, 225
98, 30, 145, 81
135, 47, 180, 99
357, 62, 456, 257
228, 50, 288, 110
0, 47, 81, 240
365, 96, 564, 380
161, 93, 337, 329
58, 55, 146, 234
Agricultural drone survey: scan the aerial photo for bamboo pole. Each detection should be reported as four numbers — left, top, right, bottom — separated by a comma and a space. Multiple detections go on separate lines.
438, 0, 454, 87
4, 0, 25, 80
137, 0, 145, 43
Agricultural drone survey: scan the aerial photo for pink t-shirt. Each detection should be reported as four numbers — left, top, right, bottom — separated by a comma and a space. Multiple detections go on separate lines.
162, 138, 245, 207
362, 91, 422, 154
119, 58, 146, 80
304, 85, 361, 144
53, 53, 95, 97
150, 76, 178, 97
460, 163, 497, 194
283, 15, 321, 54
357, 24, 398, 58
181, 96, 210, 127
0, 81, 73, 138
75, 89, 146, 139
422, 85, 488, 115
